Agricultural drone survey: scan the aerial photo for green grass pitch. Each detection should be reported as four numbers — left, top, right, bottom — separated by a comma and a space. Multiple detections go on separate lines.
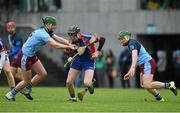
0, 87, 179, 112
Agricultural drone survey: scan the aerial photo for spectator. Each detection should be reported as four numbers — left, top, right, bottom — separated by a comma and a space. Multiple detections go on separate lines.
95, 50, 106, 87
118, 48, 131, 88
146, 0, 160, 10
156, 50, 167, 82
105, 49, 116, 88
173, 48, 180, 87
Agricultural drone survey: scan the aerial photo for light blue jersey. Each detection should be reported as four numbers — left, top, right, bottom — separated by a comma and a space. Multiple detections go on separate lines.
22, 27, 52, 57
128, 39, 152, 65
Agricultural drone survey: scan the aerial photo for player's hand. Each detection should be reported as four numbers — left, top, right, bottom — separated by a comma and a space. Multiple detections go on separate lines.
123, 74, 130, 80
91, 51, 101, 60
77, 46, 86, 56
67, 57, 73, 62
68, 44, 76, 50
123, 67, 135, 80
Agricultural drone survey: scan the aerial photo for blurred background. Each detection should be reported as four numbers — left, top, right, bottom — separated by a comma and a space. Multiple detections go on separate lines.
0, 0, 180, 88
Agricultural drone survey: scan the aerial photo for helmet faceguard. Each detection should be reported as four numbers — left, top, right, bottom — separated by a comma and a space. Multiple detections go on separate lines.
67, 25, 80, 36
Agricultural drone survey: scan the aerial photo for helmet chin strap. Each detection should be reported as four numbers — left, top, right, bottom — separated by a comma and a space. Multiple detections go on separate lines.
44, 25, 53, 33
44, 25, 50, 32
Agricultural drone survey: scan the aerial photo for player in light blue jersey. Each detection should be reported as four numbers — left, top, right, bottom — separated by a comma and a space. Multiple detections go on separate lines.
5, 16, 75, 101
117, 30, 177, 101
6, 21, 33, 100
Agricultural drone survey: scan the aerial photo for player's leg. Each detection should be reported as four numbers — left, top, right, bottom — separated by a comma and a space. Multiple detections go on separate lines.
66, 68, 80, 102
143, 76, 177, 96
84, 69, 95, 94
142, 59, 177, 96
77, 69, 96, 101
10, 67, 19, 80
31, 60, 47, 85
5, 69, 32, 101
20, 70, 33, 100
21, 60, 46, 100
11, 59, 23, 80
5, 53, 34, 101
15, 68, 24, 80
142, 74, 164, 101
3, 60, 15, 90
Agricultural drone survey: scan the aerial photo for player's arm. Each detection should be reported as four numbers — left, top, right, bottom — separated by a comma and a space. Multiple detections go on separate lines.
96, 36, 106, 51
124, 49, 137, 80
91, 36, 106, 59
52, 34, 71, 45
130, 49, 138, 71
48, 38, 74, 50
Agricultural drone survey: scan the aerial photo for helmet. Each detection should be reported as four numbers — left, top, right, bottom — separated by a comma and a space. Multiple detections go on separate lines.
6, 21, 16, 29
118, 30, 131, 40
42, 16, 56, 25
67, 25, 80, 34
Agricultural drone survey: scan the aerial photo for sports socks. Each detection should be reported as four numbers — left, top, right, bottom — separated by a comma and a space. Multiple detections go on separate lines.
155, 93, 162, 100
26, 83, 33, 89
164, 82, 170, 88
11, 88, 19, 95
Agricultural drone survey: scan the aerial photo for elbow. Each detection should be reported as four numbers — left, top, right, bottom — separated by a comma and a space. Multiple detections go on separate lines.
99, 36, 106, 43
52, 42, 67, 49
51, 43, 59, 49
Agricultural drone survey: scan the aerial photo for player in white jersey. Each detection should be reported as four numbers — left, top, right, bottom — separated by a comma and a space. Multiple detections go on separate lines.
0, 38, 15, 92
118, 30, 177, 101
5, 16, 75, 101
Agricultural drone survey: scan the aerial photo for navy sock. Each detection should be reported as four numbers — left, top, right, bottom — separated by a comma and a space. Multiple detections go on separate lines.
155, 93, 162, 100
11, 88, 19, 95
26, 83, 33, 89
164, 82, 169, 88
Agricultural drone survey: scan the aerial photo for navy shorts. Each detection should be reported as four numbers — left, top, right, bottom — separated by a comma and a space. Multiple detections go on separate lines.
71, 60, 95, 71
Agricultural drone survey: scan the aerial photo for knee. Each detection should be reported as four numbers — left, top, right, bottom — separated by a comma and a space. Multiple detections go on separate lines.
66, 79, 73, 86
143, 83, 152, 89
43, 71, 47, 77
84, 81, 91, 87
39, 71, 47, 78
4, 70, 11, 76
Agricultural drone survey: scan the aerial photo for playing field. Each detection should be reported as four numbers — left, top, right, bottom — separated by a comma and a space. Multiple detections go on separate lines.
0, 87, 179, 112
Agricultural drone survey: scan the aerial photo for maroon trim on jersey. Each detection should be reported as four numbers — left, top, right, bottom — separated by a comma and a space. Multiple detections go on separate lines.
11, 51, 38, 70
139, 59, 156, 75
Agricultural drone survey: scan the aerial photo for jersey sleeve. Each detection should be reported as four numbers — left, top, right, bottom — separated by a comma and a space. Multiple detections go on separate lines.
81, 33, 92, 40
42, 34, 52, 43
128, 40, 139, 52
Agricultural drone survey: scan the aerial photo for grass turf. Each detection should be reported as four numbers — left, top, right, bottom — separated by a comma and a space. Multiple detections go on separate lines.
0, 87, 179, 112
